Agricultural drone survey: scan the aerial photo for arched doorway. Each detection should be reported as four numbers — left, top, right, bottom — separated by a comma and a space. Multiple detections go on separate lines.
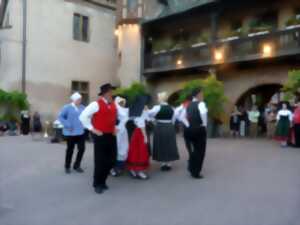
236, 84, 283, 109
236, 83, 283, 136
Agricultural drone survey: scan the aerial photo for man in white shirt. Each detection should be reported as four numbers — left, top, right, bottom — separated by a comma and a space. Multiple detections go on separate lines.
178, 88, 208, 179
79, 83, 117, 194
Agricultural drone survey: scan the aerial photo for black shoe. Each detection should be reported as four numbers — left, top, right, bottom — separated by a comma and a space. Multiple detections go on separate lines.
65, 168, 71, 174
94, 186, 104, 194
191, 174, 204, 179
102, 184, 109, 191
74, 167, 84, 173
160, 165, 172, 172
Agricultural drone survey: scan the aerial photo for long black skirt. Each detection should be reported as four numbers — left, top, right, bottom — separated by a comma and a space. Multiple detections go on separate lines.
152, 122, 179, 162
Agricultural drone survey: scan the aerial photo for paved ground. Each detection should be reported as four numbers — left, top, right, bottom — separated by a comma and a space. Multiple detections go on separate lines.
1, 136, 300, 225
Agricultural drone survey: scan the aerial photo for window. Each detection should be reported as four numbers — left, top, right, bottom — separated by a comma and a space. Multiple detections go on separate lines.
71, 81, 90, 106
0, 0, 10, 28
73, 13, 89, 42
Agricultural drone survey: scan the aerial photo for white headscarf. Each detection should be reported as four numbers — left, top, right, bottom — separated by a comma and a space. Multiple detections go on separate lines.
70, 92, 82, 102
115, 96, 126, 105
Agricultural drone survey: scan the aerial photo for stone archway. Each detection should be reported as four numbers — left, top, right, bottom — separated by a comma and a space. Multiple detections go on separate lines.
236, 83, 283, 109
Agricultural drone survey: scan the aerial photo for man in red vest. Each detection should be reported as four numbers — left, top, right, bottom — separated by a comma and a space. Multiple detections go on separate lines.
80, 83, 117, 194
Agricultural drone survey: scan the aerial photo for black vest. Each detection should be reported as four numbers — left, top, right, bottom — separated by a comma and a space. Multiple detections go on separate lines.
187, 101, 203, 128
155, 105, 174, 120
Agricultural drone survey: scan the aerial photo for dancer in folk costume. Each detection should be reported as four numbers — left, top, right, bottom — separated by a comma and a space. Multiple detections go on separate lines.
177, 88, 208, 179
80, 83, 117, 194
126, 95, 151, 180
175, 95, 193, 164
58, 92, 86, 174
275, 102, 293, 147
111, 96, 129, 176
293, 100, 300, 147
148, 92, 179, 171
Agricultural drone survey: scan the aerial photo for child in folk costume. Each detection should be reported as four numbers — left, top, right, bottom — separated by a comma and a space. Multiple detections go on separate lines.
275, 102, 293, 147
126, 95, 151, 180
148, 92, 179, 171
111, 96, 129, 176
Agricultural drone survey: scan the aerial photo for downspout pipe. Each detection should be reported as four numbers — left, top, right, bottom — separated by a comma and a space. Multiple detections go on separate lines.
22, 0, 27, 94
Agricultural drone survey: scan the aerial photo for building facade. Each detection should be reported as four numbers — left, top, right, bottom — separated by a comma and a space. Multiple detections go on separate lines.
116, 0, 300, 110
1, 0, 300, 122
0, 0, 117, 120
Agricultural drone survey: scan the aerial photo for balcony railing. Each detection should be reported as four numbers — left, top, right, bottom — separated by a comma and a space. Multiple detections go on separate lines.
143, 27, 300, 75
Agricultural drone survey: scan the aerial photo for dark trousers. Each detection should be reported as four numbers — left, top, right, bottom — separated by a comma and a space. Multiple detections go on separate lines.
183, 128, 192, 156
65, 135, 85, 169
184, 127, 207, 176
93, 134, 117, 187
294, 124, 300, 147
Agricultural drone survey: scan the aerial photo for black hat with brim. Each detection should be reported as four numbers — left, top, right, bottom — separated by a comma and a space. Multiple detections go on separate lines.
129, 95, 151, 117
98, 83, 114, 96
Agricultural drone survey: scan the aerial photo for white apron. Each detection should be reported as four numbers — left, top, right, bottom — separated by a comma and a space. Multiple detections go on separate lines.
115, 99, 129, 161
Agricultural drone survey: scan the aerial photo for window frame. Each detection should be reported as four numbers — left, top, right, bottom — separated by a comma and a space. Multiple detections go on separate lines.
73, 13, 90, 43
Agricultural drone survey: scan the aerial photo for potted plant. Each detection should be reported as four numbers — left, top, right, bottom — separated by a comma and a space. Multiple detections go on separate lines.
0, 89, 29, 134
178, 74, 227, 137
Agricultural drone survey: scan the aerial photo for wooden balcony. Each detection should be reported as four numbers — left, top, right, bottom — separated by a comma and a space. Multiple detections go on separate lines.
143, 27, 300, 76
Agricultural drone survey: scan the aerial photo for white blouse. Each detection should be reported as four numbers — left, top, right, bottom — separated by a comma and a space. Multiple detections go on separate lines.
148, 102, 176, 123
276, 109, 293, 122
175, 99, 208, 128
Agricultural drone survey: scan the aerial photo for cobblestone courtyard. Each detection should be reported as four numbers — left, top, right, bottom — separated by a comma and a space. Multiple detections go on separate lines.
1, 136, 300, 225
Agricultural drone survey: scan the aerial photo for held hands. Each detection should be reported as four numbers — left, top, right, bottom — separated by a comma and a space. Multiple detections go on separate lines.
90, 128, 103, 136
113, 127, 119, 136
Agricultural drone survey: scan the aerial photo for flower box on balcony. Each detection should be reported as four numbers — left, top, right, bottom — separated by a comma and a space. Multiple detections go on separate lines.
220, 36, 239, 42
219, 29, 242, 42
153, 50, 167, 55
248, 21, 273, 37
191, 42, 207, 48
286, 24, 300, 30
248, 30, 270, 37
285, 17, 300, 30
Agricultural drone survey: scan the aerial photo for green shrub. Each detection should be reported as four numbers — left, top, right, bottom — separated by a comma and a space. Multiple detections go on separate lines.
0, 89, 29, 122
114, 82, 149, 105
282, 70, 300, 100
178, 74, 227, 121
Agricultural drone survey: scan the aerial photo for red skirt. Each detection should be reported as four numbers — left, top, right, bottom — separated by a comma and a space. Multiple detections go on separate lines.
126, 128, 150, 171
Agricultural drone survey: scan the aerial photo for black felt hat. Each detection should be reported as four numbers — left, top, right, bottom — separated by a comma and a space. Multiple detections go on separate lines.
98, 83, 114, 96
